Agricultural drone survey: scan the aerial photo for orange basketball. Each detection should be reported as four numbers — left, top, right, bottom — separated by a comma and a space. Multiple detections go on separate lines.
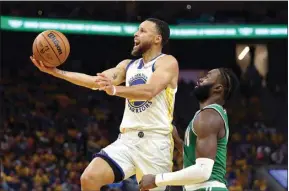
32, 30, 70, 67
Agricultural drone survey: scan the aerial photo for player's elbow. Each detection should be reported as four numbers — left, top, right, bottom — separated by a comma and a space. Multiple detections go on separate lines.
189, 168, 211, 183
195, 158, 214, 182
199, 171, 211, 182
141, 91, 153, 101
140, 84, 163, 100
143, 85, 157, 100
149, 84, 166, 99
200, 166, 213, 182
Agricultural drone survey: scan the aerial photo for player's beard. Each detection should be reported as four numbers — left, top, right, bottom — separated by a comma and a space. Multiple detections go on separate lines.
131, 41, 151, 57
193, 84, 214, 102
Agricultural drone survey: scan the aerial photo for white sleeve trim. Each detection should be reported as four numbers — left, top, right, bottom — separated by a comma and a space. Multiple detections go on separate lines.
155, 158, 214, 187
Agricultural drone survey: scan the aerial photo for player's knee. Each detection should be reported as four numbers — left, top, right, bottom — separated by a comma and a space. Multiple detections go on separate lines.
80, 171, 104, 190
80, 171, 95, 184
81, 157, 116, 190
80, 172, 90, 185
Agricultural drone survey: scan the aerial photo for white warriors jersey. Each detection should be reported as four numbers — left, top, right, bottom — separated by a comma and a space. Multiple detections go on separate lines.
120, 54, 177, 135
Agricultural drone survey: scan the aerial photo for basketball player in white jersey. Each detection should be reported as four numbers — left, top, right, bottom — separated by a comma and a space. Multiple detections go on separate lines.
30, 18, 179, 191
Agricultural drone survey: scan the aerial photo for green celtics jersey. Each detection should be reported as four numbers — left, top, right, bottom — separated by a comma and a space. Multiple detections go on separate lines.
183, 104, 229, 186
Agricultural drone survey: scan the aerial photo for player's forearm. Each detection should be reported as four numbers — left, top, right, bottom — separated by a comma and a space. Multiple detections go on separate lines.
53, 69, 98, 89
115, 84, 155, 101
172, 125, 184, 154
101, 68, 125, 85
155, 158, 214, 186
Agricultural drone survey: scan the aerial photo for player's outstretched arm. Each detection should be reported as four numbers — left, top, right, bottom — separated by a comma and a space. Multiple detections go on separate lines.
30, 56, 130, 90
140, 109, 223, 190
97, 55, 179, 100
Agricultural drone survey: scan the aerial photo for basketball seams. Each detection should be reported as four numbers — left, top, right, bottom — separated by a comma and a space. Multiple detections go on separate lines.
41, 33, 62, 65
35, 38, 52, 65
32, 30, 69, 67
51, 31, 68, 61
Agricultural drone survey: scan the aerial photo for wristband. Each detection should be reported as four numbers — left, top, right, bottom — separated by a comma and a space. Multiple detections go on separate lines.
112, 85, 116, 95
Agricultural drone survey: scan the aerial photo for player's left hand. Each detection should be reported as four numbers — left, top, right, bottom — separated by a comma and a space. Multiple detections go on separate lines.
139, 174, 157, 191
95, 73, 115, 95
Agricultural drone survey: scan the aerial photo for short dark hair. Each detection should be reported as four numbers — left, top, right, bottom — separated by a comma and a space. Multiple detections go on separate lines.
146, 18, 170, 46
218, 68, 239, 101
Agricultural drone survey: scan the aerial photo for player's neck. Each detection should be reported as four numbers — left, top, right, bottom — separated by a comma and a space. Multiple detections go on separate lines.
142, 47, 162, 63
199, 97, 224, 109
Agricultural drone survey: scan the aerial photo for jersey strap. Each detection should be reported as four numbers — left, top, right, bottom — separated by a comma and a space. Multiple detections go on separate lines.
125, 59, 136, 72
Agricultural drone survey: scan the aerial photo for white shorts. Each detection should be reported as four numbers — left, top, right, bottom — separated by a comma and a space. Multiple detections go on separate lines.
95, 130, 174, 191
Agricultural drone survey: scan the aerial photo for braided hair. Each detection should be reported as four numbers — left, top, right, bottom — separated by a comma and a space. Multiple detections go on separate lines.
218, 68, 239, 101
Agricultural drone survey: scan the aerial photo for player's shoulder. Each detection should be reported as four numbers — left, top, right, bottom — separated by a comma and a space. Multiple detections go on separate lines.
199, 109, 224, 125
159, 54, 178, 63
195, 109, 224, 134
120, 59, 133, 65
155, 54, 179, 70
116, 59, 134, 69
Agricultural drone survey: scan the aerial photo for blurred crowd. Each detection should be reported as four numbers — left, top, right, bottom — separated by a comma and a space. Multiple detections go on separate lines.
0, 57, 287, 191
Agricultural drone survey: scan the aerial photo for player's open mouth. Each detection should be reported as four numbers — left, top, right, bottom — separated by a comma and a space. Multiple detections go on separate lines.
134, 40, 140, 48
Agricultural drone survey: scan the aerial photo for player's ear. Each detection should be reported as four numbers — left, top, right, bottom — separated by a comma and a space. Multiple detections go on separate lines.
213, 84, 223, 94
155, 35, 162, 44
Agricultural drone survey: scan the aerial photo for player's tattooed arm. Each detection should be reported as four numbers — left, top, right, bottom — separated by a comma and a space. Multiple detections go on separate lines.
111, 55, 178, 100
59, 70, 66, 75
100, 59, 131, 85
53, 68, 100, 89
112, 73, 118, 80
50, 59, 130, 90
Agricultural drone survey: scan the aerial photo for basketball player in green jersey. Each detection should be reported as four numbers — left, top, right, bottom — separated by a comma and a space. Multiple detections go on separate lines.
140, 68, 239, 191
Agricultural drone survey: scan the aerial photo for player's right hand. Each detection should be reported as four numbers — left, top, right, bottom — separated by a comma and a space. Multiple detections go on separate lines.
30, 56, 56, 75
